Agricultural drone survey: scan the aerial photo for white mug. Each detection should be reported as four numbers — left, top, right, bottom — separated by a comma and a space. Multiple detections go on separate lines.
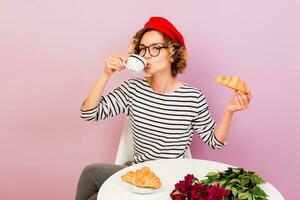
124, 54, 147, 74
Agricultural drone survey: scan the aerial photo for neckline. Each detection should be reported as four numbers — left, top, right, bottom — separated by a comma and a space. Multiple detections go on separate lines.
143, 77, 186, 96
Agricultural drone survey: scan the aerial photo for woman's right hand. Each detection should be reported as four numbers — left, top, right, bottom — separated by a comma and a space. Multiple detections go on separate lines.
103, 55, 127, 76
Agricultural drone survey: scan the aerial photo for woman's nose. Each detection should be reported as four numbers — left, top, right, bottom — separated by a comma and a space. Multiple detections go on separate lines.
144, 55, 151, 60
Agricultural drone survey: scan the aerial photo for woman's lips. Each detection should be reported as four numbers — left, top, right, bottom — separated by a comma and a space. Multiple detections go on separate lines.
144, 66, 150, 72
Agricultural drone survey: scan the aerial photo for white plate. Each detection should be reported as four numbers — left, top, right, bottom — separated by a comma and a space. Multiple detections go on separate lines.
121, 180, 162, 194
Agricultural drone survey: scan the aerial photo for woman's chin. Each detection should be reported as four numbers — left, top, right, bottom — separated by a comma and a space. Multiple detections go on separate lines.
144, 71, 152, 75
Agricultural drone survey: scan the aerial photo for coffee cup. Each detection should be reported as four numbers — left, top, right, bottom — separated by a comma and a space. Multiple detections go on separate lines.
124, 54, 147, 74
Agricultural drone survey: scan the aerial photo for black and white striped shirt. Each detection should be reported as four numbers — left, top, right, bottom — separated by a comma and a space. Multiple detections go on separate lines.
81, 77, 224, 164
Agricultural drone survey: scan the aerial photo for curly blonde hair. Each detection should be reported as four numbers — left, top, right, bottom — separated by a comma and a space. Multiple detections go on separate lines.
128, 28, 188, 77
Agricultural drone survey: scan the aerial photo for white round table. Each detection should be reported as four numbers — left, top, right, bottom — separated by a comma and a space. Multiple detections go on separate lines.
98, 159, 284, 200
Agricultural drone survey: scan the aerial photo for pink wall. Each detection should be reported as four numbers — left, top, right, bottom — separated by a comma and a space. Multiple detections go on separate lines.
1, 0, 298, 199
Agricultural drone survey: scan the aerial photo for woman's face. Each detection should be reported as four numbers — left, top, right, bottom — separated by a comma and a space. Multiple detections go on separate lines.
139, 30, 172, 75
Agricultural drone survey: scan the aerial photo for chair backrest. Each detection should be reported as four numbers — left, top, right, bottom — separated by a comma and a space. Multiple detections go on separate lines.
115, 117, 192, 165
115, 117, 134, 165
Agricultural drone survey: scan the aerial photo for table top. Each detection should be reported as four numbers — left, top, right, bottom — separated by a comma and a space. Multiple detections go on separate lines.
98, 159, 284, 200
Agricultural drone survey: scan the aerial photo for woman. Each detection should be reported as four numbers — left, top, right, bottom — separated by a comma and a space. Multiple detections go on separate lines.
76, 16, 252, 200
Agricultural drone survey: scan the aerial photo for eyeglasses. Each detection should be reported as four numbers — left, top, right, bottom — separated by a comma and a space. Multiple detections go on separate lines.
138, 43, 168, 57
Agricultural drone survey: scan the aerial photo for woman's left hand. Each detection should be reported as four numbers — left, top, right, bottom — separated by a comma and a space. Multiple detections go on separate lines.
226, 90, 252, 113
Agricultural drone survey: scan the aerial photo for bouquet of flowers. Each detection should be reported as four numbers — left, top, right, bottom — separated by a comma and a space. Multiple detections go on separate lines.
170, 168, 268, 200
170, 174, 230, 200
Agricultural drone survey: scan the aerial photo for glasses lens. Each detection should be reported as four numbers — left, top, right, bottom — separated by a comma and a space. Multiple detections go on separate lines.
139, 48, 146, 57
149, 45, 160, 57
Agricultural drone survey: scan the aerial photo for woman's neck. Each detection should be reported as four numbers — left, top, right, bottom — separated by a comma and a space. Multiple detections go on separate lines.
147, 75, 180, 94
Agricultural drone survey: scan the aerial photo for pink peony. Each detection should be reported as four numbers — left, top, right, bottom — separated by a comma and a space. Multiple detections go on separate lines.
170, 174, 230, 200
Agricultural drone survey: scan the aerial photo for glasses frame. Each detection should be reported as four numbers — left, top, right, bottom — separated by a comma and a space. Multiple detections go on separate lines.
138, 43, 168, 57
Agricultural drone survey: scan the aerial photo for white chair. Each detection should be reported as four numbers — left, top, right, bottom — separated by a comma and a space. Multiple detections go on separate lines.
115, 117, 192, 165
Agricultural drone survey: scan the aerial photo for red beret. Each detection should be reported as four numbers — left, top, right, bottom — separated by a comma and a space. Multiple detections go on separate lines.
144, 16, 186, 47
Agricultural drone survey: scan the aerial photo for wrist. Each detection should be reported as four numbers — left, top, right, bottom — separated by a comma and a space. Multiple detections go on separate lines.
101, 72, 112, 79
224, 108, 234, 115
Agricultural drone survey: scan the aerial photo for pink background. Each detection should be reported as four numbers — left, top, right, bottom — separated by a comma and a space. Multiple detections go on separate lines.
1, 0, 299, 199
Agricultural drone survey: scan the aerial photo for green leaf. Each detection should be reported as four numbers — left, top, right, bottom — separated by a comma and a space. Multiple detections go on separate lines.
251, 174, 265, 184
252, 187, 268, 197
207, 172, 219, 177
232, 168, 243, 174
219, 180, 227, 186
229, 178, 239, 184
238, 192, 250, 199
225, 185, 232, 190
231, 187, 238, 197
240, 178, 250, 186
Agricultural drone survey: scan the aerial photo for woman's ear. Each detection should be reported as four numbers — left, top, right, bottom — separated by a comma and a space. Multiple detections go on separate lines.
170, 56, 174, 62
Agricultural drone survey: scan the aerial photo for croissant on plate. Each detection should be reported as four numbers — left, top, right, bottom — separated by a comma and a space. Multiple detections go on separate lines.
121, 166, 161, 189
215, 76, 249, 94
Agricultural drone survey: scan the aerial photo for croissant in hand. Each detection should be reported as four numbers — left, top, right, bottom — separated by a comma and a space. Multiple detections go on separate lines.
121, 166, 161, 189
215, 76, 249, 94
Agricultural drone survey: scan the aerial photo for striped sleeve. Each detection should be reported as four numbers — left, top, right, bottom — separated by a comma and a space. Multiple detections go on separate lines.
191, 93, 225, 149
80, 79, 132, 121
